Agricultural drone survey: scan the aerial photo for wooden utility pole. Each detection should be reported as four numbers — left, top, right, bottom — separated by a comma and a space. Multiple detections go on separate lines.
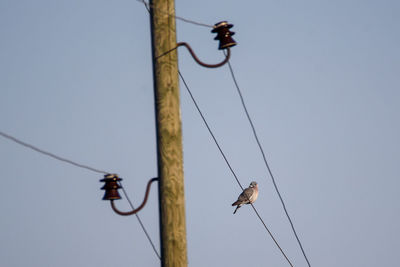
149, 0, 188, 267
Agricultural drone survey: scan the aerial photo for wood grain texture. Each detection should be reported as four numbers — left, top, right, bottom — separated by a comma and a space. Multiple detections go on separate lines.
150, 0, 188, 266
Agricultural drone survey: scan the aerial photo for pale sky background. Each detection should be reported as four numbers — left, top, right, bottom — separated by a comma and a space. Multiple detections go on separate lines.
1, 0, 399, 266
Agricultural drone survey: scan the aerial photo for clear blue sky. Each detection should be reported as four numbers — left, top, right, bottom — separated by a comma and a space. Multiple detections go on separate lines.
1, 0, 399, 266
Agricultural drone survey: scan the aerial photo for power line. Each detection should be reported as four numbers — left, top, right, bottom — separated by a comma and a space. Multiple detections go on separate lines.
178, 71, 294, 267
225, 57, 312, 267
0, 130, 161, 260
136, 0, 213, 28
119, 183, 161, 260
0, 130, 108, 174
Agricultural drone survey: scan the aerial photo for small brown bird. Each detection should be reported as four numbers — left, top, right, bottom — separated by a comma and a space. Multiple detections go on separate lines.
232, 181, 259, 214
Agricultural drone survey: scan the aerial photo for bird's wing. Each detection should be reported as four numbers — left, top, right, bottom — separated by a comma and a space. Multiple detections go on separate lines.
237, 187, 254, 203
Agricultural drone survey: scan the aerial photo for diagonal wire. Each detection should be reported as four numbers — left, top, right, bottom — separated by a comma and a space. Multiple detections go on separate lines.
179, 71, 294, 267
136, 0, 213, 28
0, 130, 161, 260
0, 130, 108, 174
119, 183, 161, 260
225, 57, 312, 267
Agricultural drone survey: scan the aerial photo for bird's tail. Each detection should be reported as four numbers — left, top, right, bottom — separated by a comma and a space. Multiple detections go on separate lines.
233, 205, 241, 214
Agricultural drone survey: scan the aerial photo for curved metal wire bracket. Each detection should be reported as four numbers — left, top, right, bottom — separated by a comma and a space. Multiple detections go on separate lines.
177, 42, 231, 68
110, 177, 159, 216
156, 42, 231, 68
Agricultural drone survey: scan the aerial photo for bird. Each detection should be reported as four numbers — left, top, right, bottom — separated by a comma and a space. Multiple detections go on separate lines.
232, 181, 258, 214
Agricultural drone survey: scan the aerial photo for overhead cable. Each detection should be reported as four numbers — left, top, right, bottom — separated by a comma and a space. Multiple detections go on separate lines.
178, 71, 294, 267
225, 57, 312, 267
119, 183, 161, 259
0, 130, 161, 260
137, 0, 213, 28
0, 130, 108, 174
